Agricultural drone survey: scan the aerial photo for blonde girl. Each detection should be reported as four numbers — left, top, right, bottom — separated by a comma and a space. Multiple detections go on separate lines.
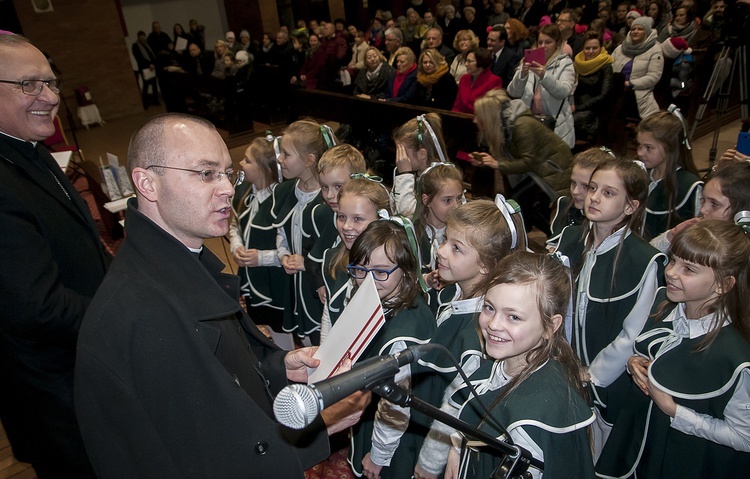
392, 113, 449, 216
307, 144, 367, 309
637, 107, 702, 239
271, 120, 337, 345
229, 135, 285, 330
347, 220, 436, 479
414, 196, 528, 479
553, 157, 666, 455
598, 220, 750, 478
319, 176, 392, 341
446, 252, 596, 479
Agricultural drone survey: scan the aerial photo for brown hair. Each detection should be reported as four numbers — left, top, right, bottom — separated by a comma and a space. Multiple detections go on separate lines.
452, 29, 480, 51
414, 164, 464, 247
479, 251, 588, 403
282, 119, 338, 181
349, 220, 422, 313
446, 199, 527, 298
505, 19, 529, 43
667, 220, 750, 348
706, 161, 750, 220
637, 111, 699, 229
246, 137, 279, 188
329, 178, 393, 279
393, 113, 449, 169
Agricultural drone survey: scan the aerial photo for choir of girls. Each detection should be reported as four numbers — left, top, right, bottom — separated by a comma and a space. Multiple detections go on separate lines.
228, 105, 749, 478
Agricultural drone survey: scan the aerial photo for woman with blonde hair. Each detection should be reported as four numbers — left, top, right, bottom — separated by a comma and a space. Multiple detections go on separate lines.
382, 46, 418, 103
415, 49, 458, 109
450, 29, 479, 84
353, 46, 394, 98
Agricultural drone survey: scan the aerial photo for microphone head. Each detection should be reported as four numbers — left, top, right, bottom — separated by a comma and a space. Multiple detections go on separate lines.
273, 383, 320, 430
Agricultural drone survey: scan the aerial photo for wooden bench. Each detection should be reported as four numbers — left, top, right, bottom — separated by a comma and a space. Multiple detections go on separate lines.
288, 89, 499, 197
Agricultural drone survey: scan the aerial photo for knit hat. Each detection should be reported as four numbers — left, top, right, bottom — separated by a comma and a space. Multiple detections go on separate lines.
662, 36, 692, 58
631, 16, 653, 36
225, 31, 235, 41
235, 50, 249, 64
626, 10, 642, 21
539, 15, 552, 27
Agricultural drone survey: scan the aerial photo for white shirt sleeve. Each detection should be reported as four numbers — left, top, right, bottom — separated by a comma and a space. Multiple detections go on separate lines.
257, 249, 281, 267
369, 340, 412, 466
276, 227, 291, 260
228, 216, 243, 254
589, 261, 660, 388
670, 368, 750, 452
319, 300, 331, 344
392, 168, 417, 217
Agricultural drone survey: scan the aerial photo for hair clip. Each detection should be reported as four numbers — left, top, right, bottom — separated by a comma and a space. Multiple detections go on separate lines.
350, 172, 383, 183
386, 215, 429, 293
265, 130, 275, 143
320, 124, 336, 150
416, 115, 447, 163
632, 159, 648, 172
599, 146, 616, 158
268, 133, 283, 183
734, 210, 750, 234
668, 104, 691, 150
494, 194, 526, 250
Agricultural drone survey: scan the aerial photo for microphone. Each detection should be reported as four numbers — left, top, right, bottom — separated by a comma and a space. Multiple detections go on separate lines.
273, 344, 432, 429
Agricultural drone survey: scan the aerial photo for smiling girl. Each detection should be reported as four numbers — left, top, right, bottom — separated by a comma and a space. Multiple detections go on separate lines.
552, 157, 666, 455
346, 219, 436, 479
319, 176, 391, 340
597, 220, 750, 478
446, 252, 596, 479
415, 196, 528, 479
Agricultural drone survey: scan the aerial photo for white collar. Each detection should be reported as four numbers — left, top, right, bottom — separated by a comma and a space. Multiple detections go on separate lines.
451, 285, 484, 314
0, 130, 35, 145
586, 225, 628, 255
665, 303, 730, 339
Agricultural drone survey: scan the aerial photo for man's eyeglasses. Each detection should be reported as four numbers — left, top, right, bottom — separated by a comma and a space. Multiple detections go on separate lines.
347, 263, 400, 281
0, 79, 61, 96
145, 165, 245, 186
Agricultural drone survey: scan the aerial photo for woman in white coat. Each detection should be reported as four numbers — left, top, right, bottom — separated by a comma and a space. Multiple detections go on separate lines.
611, 16, 663, 120
507, 24, 575, 148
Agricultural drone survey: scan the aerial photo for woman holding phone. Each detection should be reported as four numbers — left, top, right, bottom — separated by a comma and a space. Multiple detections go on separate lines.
507, 24, 575, 148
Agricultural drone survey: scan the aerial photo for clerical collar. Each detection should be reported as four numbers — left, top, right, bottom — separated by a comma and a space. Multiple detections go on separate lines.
187, 245, 204, 254
0, 130, 36, 146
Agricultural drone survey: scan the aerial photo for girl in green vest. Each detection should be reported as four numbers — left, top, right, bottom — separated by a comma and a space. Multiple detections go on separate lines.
597, 220, 750, 478
413, 162, 465, 314
552, 158, 666, 456
346, 219, 436, 479
272, 120, 337, 345
447, 251, 596, 479
319, 176, 392, 341
637, 107, 702, 239
229, 135, 285, 331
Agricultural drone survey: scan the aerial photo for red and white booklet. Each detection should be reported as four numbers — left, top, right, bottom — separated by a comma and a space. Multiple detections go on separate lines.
307, 274, 385, 384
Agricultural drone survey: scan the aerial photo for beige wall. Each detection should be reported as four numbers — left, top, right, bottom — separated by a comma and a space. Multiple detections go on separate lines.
13, 0, 142, 123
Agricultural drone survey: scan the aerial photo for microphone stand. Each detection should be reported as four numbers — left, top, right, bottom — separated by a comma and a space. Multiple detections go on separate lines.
370, 379, 543, 479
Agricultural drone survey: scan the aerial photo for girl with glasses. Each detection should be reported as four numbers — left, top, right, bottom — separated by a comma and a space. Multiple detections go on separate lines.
346, 219, 436, 479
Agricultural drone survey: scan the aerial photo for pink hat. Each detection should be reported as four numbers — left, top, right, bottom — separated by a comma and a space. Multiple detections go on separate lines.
539, 16, 552, 27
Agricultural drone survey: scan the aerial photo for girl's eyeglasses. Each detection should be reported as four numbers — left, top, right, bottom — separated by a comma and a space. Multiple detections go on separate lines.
346, 264, 399, 281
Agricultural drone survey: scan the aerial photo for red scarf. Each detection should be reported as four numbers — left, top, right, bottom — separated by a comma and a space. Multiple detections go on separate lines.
392, 64, 417, 98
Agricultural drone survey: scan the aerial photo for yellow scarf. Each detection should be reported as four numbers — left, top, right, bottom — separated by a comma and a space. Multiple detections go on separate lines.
574, 49, 614, 76
417, 63, 449, 87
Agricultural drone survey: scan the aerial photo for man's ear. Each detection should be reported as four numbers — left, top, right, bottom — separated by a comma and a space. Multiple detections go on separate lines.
131, 167, 158, 203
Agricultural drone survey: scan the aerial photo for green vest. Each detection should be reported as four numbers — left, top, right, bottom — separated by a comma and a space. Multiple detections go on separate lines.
349, 298, 437, 478
644, 169, 702, 240
597, 299, 750, 479
322, 243, 351, 326
454, 360, 596, 479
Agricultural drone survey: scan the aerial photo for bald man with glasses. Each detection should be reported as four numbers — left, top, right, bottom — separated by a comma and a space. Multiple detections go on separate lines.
0, 33, 109, 477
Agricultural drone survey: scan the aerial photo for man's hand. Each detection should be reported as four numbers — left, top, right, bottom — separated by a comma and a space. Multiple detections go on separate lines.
284, 347, 320, 383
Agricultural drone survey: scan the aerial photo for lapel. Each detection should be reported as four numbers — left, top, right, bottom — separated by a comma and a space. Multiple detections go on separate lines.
0, 135, 100, 240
